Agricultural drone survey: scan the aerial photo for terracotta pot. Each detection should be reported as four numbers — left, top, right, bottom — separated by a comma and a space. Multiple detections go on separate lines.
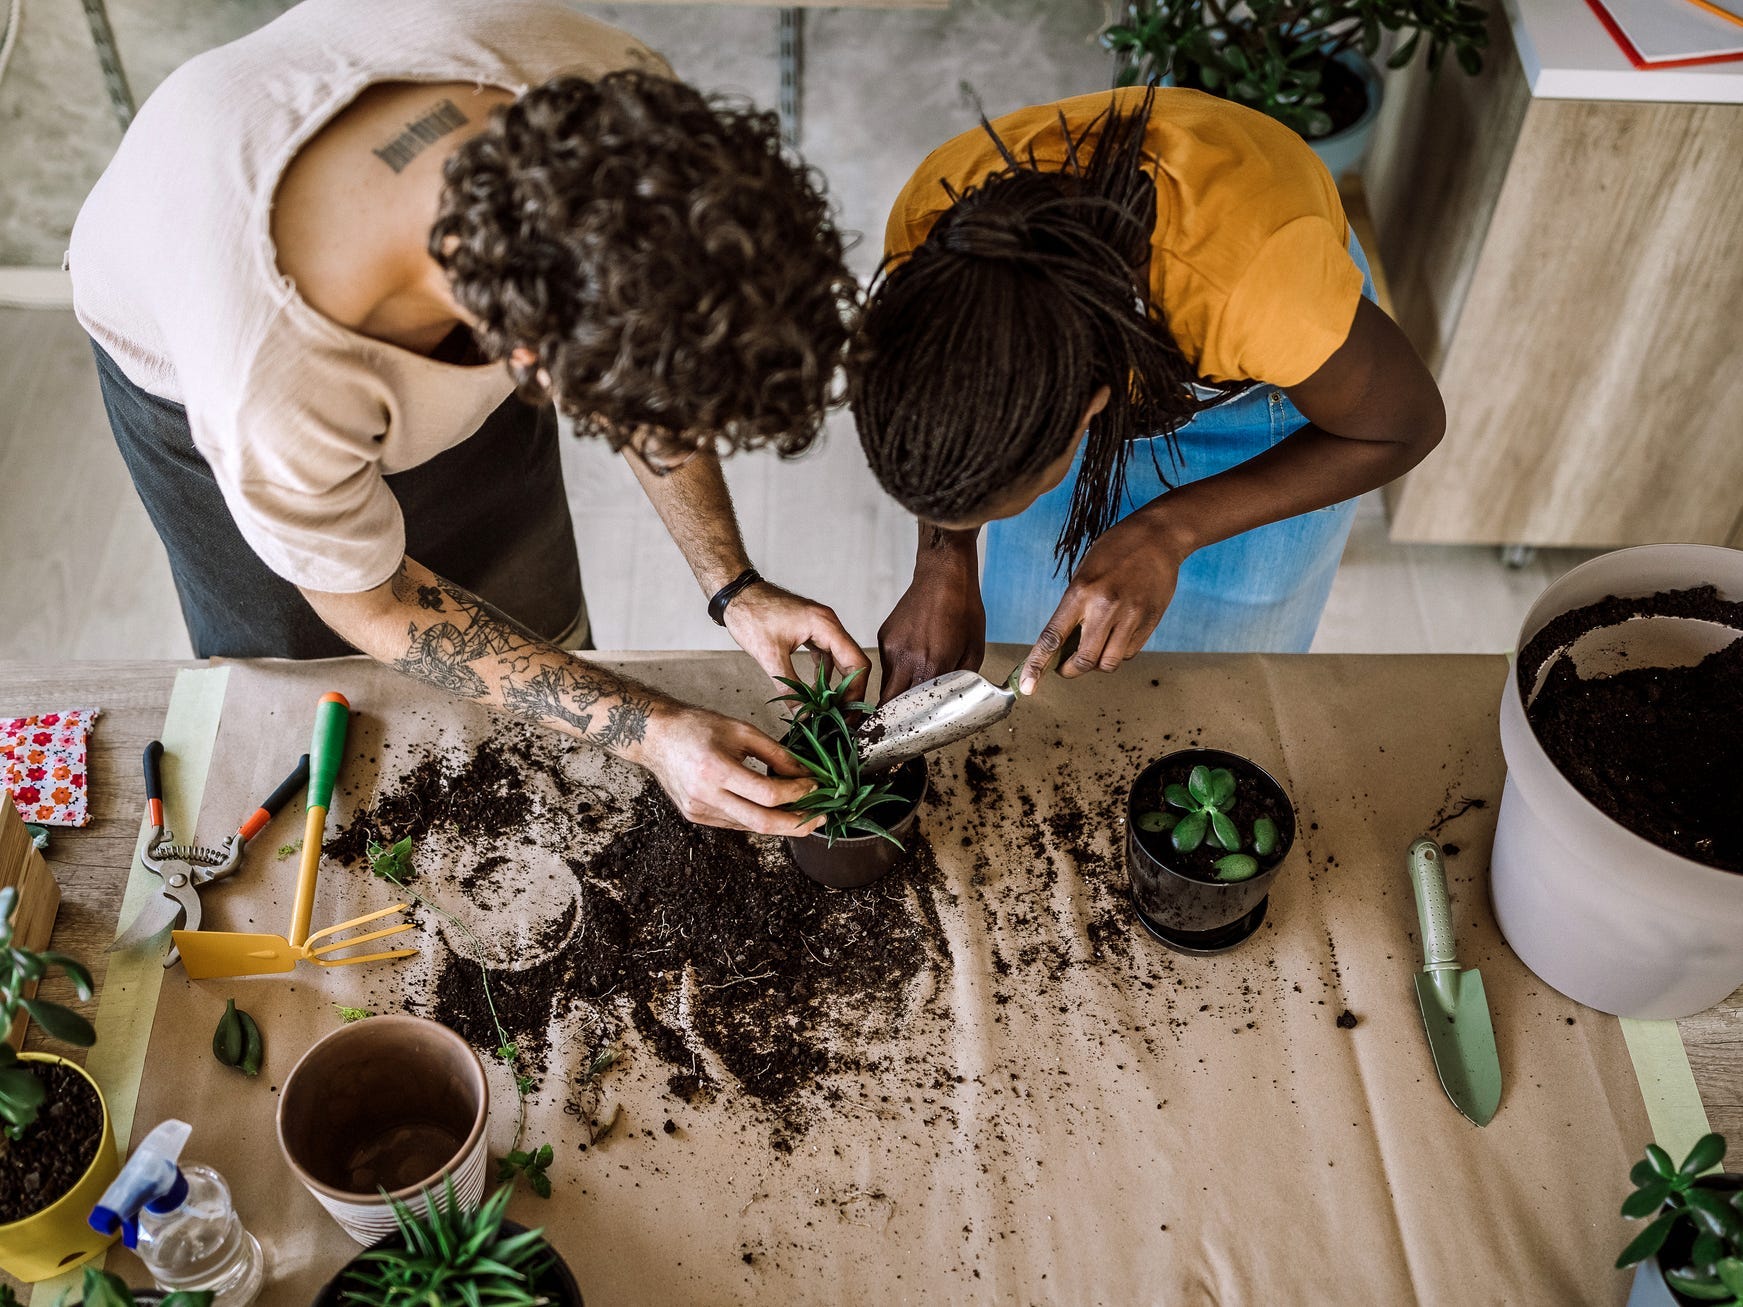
277, 1015, 490, 1244
1126, 749, 1296, 955
1492, 544, 1743, 1018
311, 1219, 582, 1306
787, 758, 928, 889
0, 1053, 121, 1283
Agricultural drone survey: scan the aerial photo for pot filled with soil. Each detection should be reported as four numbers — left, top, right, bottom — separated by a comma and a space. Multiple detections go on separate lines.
277, 1014, 490, 1245
788, 756, 928, 889
1615, 1132, 1743, 1307
1126, 749, 1296, 954
312, 1184, 581, 1307
1492, 544, 1743, 1019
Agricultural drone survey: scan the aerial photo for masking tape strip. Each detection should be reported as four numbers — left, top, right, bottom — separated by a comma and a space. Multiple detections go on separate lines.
1620, 1016, 1713, 1163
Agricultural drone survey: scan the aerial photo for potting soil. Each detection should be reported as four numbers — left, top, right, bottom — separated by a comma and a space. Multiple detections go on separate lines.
1521, 585, 1743, 873
0, 1061, 104, 1223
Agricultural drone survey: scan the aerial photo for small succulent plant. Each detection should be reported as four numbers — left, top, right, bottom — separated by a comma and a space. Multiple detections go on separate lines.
774, 665, 906, 847
340, 1179, 554, 1306
1136, 765, 1280, 883
1616, 1132, 1742, 1304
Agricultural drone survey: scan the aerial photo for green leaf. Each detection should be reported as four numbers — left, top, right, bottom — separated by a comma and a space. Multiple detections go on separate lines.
1645, 1143, 1677, 1180
7, 950, 43, 982
1213, 854, 1261, 882
1252, 817, 1280, 857
1622, 1183, 1672, 1219
1209, 810, 1240, 852
0, 1066, 45, 1118
1665, 1266, 1732, 1299
1615, 1211, 1679, 1268
78, 1268, 137, 1307
1186, 765, 1214, 805
1171, 811, 1207, 854
1164, 783, 1195, 811
1136, 810, 1178, 834
335, 1005, 373, 1023
23, 998, 95, 1048
1714, 1259, 1743, 1296
1207, 768, 1237, 808
1685, 1188, 1743, 1240
1682, 1133, 1728, 1178
40, 952, 94, 1000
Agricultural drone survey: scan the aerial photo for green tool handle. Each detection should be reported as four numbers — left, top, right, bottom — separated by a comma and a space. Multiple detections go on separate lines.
1408, 837, 1459, 972
307, 692, 351, 812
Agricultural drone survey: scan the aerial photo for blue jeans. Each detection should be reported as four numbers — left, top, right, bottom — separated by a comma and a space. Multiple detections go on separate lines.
983, 233, 1377, 653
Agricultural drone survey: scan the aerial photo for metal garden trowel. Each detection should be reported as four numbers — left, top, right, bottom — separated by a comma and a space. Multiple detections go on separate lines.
1406, 837, 1502, 1126
855, 667, 1021, 775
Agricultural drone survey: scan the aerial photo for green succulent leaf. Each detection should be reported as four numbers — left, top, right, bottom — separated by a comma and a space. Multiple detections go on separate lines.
1252, 817, 1280, 857
1209, 810, 1240, 852
1136, 810, 1178, 834
1664, 1266, 1731, 1299
1207, 768, 1237, 808
1713, 1259, 1743, 1296
1615, 1211, 1680, 1269
1187, 765, 1214, 805
1645, 1143, 1678, 1180
1171, 811, 1207, 854
1164, 783, 1195, 811
1685, 1187, 1743, 1240
1213, 854, 1261, 882
1622, 1183, 1673, 1220
21, 999, 94, 1048
1682, 1133, 1728, 1178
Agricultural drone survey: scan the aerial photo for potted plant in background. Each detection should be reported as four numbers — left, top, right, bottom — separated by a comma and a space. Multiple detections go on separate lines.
1127, 750, 1296, 954
0, 1266, 215, 1305
1100, 0, 1489, 178
1616, 1132, 1742, 1306
0, 886, 119, 1282
313, 1180, 581, 1306
774, 665, 928, 890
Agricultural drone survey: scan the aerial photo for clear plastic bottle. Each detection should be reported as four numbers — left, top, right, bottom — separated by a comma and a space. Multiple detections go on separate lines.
135, 1163, 263, 1306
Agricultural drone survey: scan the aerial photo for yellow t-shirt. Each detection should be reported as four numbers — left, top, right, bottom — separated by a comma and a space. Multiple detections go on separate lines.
883, 87, 1363, 388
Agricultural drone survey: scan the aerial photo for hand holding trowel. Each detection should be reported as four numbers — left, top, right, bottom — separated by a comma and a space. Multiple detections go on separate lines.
1407, 836, 1502, 1126
173, 692, 418, 980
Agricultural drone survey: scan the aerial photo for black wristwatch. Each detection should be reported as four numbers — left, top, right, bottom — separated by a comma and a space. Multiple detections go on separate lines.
708, 567, 763, 626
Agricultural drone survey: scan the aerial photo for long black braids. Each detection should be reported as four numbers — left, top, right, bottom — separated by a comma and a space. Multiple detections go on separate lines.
850, 88, 1210, 574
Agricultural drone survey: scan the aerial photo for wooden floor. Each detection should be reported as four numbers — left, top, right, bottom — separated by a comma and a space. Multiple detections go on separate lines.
0, 307, 1596, 662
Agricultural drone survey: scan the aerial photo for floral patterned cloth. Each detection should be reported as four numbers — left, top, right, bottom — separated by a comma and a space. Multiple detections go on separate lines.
2, 709, 99, 827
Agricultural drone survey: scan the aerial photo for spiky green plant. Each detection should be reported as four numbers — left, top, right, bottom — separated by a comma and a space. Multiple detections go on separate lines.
340, 1179, 554, 1306
1135, 764, 1281, 883
0, 885, 96, 1138
773, 665, 907, 848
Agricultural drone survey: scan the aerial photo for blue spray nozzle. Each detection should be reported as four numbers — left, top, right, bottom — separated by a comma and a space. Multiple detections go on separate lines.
89, 1119, 193, 1247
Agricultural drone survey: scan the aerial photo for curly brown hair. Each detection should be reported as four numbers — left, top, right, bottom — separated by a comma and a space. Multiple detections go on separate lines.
432, 70, 857, 460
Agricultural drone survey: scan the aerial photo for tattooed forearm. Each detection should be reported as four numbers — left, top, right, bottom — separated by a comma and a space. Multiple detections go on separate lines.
385, 564, 661, 754
371, 98, 469, 174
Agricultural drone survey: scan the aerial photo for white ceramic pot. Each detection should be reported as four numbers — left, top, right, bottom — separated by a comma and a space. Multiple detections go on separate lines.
276, 1015, 491, 1244
1491, 544, 1743, 1019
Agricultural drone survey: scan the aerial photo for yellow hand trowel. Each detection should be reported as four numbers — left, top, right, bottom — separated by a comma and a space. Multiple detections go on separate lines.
174, 692, 418, 980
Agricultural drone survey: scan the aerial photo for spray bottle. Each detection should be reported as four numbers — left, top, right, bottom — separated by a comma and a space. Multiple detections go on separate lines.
88, 1119, 264, 1306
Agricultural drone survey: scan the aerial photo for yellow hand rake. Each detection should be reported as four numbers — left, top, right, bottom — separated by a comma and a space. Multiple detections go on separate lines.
173, 692, 419, 980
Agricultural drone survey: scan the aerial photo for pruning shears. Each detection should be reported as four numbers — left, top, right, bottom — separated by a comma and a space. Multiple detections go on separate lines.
111, 742, 309, 968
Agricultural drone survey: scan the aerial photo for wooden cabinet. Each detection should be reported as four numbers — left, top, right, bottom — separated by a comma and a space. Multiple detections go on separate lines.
1363, 11, 1743, 548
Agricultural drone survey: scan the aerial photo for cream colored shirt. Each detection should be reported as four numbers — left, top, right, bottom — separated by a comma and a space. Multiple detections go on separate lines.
70, 0, 663, 593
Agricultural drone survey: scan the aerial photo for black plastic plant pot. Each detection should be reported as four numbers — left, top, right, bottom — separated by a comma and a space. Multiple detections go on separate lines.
1126, 748, 1296, 955
787, 757, 928, 890
311, 1220, 582, 1306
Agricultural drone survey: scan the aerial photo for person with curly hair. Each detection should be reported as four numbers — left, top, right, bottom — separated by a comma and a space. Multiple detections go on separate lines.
853, 88, 1445, 703
70, 0, 865, 834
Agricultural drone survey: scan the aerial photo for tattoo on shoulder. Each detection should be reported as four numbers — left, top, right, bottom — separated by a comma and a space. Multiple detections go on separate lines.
371, 98, 469, 174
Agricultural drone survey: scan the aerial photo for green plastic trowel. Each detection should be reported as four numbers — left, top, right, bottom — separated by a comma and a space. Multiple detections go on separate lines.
1407, 836, 1502, 1126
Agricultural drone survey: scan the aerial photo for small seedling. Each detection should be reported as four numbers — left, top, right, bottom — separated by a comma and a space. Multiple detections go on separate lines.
335, 1005, 373, 1023
342, 1179, 552, 1307
1616, 1132, 1743, 1303
773, 664, 905, 847
211, 998, 263, 1077
72, 1267, 213, 1307
0, 885, 96, 1138
497, 1142, 554, 1199
367, 835, 551, 1197
275, 838, 303, 861
1136, 766, 1281, 883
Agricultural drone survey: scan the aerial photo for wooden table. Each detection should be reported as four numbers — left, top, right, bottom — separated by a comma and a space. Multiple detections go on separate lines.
6, 657, 1740, 1143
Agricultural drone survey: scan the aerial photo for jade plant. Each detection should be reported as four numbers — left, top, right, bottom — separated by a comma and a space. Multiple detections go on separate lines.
1136, 765, 1279, 883
1616, 1132, 1743, 1304
773, 665, 906, 847
0, 885, 96, 1137
1101, 0, 1488, 140
340, 1179, 553, 1306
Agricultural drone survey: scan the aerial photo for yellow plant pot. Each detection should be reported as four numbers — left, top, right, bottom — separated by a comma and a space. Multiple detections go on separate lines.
0, 1053, 120, 1283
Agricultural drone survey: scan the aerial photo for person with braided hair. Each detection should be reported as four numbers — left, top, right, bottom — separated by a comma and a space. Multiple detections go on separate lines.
70, 0, 868, 835
853, 87, 1445, 703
